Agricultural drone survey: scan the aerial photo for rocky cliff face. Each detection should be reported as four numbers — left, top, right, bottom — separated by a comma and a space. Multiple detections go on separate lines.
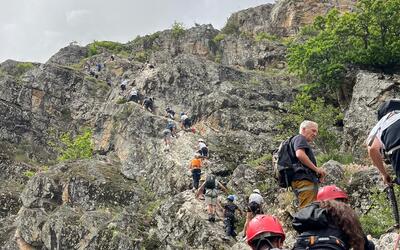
0, 0, 397, 249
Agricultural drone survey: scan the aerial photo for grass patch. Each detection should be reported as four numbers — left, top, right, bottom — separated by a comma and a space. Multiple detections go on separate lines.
116, 97, 127, 104
247, 154, 272, 168
23, 170, 36, 178
360, 186, 400, 238
316, 151, 354, 165
255, 32, 278, 42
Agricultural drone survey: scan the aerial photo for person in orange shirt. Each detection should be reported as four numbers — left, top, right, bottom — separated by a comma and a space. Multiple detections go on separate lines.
189, 153, 202, 190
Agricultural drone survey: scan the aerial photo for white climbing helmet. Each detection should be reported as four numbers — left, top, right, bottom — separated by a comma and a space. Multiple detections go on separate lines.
253, 189, 261, 194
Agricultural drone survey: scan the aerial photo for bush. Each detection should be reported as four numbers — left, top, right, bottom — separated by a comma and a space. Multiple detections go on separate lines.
360, 186, 400, 237
57, 129, 93, 162
171, 21, 185, 38
88, 41, 125, 57
15, 62, 34, 76
288, 0, 400, 91
212, 33, 226, 43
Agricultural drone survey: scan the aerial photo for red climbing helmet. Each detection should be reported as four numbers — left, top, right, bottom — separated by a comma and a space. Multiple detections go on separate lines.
317, 185, 348, 201
246, 215, 285, 245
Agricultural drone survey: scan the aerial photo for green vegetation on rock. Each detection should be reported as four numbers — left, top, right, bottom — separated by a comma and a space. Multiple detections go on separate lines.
171, 21, 185, 38
255, 32, 278, 42
288, 0, 400, 90
360, 186, 400, 237
88, 41, 126, 57
15, 62, 34, 76
57, 129, 93, 162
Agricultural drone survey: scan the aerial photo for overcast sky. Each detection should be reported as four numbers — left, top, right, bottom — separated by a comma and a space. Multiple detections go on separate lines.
0, 0, 274, 63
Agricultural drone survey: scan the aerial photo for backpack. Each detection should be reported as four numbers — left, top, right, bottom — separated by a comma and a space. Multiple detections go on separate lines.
273, 136, 297, 188
205, 175, 216, 189
377, 99, 400, 120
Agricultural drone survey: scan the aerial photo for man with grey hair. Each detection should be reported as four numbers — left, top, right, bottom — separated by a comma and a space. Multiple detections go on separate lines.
291, 120, 326, 208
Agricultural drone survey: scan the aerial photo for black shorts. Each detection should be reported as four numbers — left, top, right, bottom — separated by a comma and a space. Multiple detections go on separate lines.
247, 201, 262, 214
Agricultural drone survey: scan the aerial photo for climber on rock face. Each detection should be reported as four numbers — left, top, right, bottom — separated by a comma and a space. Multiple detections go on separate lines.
166, 119, 177, 137
221, 195, 243, 238
367, 99, 400, 185
162, 128, 172, 150
292, 185, 375, 250
165, 107, 175, 120
246, 215, 286, 250
143, 97, 154, 112
128, 88, 139, 103
120, 78, 129, 91
189, 153, 202, 190
197, 138, 208, 158
196, 174, 228, 222
180, 112, 192, 130
243, 189, 264, 235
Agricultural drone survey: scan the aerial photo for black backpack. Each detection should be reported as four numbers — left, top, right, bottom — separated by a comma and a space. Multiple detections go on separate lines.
377, 99, 400, 120
205, 175, 216, 189
273, 136, 297, 188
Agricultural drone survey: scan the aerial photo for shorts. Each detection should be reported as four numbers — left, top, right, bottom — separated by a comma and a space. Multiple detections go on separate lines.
205, 189, 218, 205
247, 201, 262, 214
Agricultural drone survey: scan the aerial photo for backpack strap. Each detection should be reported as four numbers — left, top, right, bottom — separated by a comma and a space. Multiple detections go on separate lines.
299, 235, 347, 249
388, 144, 400, 155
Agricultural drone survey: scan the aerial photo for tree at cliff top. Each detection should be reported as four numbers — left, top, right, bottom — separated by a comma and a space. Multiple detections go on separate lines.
287, 0, 400, 92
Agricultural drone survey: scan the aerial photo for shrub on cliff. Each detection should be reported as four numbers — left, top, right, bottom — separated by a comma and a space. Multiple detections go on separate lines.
287, 0, 400, 90
57, 129, 93, 162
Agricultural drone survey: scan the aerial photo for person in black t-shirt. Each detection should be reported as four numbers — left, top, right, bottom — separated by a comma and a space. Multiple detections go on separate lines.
291, 120, 327, 208
367, 100, 400, 185
220, 195, 242, 238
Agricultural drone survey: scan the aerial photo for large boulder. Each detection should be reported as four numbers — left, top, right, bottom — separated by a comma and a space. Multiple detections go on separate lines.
343, 71, 400, 160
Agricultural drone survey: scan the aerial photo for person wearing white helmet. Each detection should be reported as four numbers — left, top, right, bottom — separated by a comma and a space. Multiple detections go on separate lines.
197, 138, 209, 158
180, 112, 191, 130
243, 189, 264, 235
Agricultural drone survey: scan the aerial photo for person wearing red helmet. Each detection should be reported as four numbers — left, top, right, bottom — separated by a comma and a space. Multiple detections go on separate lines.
246, 214, 285, 250
316, 185, 348, 202
292, 185, 375, 250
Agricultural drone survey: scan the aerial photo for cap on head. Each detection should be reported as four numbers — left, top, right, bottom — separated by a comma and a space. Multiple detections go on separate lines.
180, 112, 185, 116
253, 189, 261, 194
317, 185, 348, 201
198, 138, 205, 143
246, 215, 285, 244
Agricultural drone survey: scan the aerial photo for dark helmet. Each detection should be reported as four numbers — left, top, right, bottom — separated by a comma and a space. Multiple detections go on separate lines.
377, 99, 400, 120
227, 195, 235, 202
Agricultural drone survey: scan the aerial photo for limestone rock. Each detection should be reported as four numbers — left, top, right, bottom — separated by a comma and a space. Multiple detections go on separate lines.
343, 71, 400, 160
322, 160, 344, 185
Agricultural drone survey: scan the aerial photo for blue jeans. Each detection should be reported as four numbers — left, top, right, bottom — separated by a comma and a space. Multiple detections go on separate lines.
192, 169, 201, 189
